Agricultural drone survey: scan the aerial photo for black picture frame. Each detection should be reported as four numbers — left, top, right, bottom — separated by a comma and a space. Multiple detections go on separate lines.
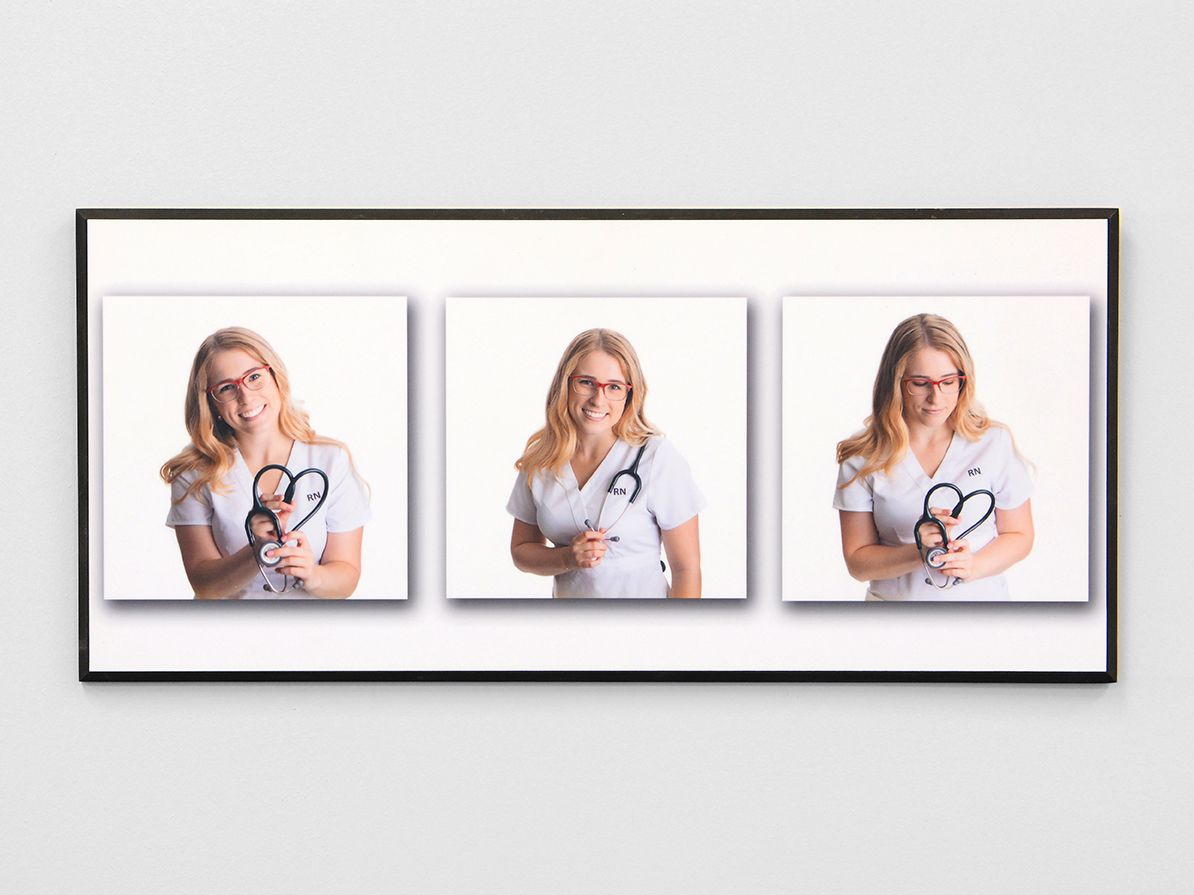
78, 207, 1118, 683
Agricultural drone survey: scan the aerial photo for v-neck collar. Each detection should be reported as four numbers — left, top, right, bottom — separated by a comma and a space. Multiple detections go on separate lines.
565, 439, 624, 497
561, 439, 631, 532
901, 431, 959, 487
232, 439, 299, 499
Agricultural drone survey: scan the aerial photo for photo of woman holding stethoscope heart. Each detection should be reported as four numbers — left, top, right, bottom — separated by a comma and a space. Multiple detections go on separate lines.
507, 328, 705, 598
834, 314, 1034, 601
161, 327, 370, 599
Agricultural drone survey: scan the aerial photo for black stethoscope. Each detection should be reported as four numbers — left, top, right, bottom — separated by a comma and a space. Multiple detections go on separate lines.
913, 482, 995, 588
244, 463, 329, 594
583, 442, 648, 542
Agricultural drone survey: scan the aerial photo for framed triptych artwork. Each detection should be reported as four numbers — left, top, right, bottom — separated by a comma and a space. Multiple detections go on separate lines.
78, 208, 1117, 681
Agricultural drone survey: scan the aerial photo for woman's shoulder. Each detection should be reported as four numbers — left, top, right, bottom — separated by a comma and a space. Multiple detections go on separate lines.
167, 463, 217, 509
170, 462, 214, 491
297, 439, 352, 466
973, 424, 1013, 450
641, 434, 680, 457
635, 435, 689, 471
836, 450, 869, 475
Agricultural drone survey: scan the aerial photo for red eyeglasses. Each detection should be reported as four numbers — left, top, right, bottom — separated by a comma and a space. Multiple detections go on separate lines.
569, 375, 631, 403
208, 365, 273, 403
901, 374, 965, 396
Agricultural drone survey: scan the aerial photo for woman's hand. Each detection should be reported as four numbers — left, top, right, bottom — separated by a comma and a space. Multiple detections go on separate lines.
248, 498, 294, 543
267, 529, 323, 591
249, 497, 294, 542
568, 529, 608, 570
917, 507, 958, 548
938, 538, 976, 581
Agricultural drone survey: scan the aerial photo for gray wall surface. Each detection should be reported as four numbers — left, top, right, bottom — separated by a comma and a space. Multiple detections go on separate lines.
0, 2, 1183, 892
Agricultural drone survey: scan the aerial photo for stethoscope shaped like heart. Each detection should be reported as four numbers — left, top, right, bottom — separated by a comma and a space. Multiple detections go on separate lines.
244, 463, 329, 593
913, 482, 996, 587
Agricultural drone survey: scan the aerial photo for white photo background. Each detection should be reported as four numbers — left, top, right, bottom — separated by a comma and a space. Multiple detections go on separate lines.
102, 295, 408, 600
445, 296, 747, 598
782, 295, 1090, 602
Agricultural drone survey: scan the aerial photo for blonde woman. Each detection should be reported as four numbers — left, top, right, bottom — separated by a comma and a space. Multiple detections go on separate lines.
835, 314, 1034, 600
161, 327, 369, 599
507, 328, 704, 598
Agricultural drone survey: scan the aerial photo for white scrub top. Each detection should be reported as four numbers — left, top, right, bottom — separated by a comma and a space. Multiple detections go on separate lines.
166, 441, 371, 599
833, 426, 1032, 601
506, 437, 705, 598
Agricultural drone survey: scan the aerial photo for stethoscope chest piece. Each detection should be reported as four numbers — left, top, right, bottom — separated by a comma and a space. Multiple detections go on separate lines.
244, 463, 329, 593
257, 539, 283, 568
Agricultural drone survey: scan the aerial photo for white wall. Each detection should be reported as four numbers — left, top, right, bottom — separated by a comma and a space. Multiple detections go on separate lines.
0, 3, 1184, 894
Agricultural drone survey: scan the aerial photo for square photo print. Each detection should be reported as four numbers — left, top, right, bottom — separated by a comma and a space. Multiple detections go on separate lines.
782, 296, 1090, 602
445, 296, 747, 599
101, 295, 408, 600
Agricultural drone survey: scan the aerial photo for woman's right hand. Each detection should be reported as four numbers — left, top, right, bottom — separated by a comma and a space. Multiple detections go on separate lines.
917, 506, 959, 548
249, 498, 294, 543
568, 529, 608, 570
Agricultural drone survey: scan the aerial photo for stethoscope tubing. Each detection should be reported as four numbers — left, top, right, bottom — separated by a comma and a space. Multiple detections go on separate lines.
913, 481, 996, 588
244, 463, 329, 594
582, 442, 648, 542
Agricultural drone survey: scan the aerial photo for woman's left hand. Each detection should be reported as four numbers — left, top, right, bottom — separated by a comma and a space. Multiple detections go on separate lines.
267, 530, 323, 591
938, 538, 978, 581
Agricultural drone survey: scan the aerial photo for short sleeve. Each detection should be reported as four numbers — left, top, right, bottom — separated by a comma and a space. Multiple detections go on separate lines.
832, 455, 874, 512
506, 468, 538, 525
647, 439, 706, 531
324, 448, 372, 532
992, 428, 1034, 509
165, 470, 213, 527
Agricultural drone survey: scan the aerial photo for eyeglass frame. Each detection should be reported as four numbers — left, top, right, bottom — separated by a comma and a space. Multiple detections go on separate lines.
900, 373, 966, 394
568, 374, 632, 402
207, 365, 273, 403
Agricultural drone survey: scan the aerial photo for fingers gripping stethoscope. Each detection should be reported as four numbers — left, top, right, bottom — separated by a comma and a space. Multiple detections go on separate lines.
244, 463, 329, 594
913, 482, 996, 588
583, 443, 647, 543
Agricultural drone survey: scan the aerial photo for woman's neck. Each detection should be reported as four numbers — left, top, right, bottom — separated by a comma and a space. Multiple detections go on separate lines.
236, 430, 293, 471
573, 430, 617, 463
906, 422, 953, 452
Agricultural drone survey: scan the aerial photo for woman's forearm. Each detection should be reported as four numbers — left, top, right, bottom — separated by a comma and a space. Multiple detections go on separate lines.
843, 542, 924, 583
303, 560, 360, 599
668, 569, 701, 599
187, 545, 263, 599
972, 532, 1033, 580
512, 542, 574, 576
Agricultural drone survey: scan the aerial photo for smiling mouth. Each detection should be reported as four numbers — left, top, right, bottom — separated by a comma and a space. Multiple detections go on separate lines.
239, 404, 265, 420
582, 408, 608, 421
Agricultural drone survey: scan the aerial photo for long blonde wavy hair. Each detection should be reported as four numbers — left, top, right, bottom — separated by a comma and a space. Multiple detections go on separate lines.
837, 313, 998, 486
160, 327, 345, 502
516, 328, 661, 481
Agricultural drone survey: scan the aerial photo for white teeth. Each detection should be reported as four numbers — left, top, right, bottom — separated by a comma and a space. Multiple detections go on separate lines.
583, 409, 607, 420
240, 405, 264, 419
